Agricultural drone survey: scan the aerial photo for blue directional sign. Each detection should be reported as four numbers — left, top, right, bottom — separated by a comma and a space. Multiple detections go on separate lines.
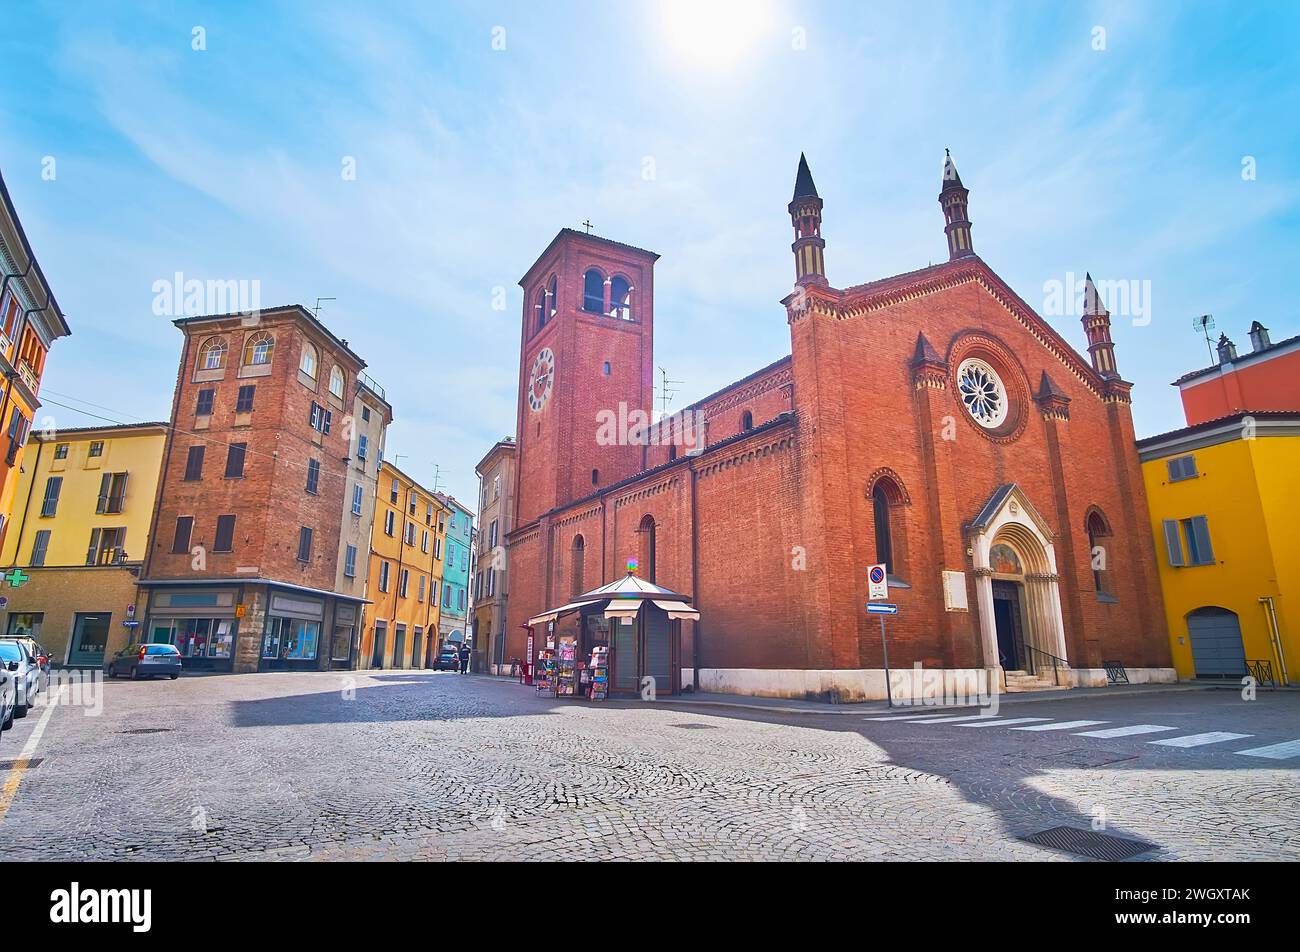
866, 603, 899, 615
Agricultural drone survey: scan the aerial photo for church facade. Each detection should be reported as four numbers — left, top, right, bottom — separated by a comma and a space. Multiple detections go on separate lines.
503, 154, 1174, 699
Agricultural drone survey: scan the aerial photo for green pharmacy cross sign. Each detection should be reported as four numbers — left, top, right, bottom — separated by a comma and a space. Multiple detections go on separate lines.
3, 568, 30, 588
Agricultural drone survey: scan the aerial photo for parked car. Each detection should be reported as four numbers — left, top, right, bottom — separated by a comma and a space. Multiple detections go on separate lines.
105, 643, 182, 680
0, 639, 41, 717
432, 646, 460, 671
0, 668, 15, 731
3, 636, 49, 674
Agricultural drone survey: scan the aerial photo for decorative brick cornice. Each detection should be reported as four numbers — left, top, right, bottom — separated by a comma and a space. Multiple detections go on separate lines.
552, 504, 602, 530
696, 431, 798, 480
865, 466, 913, 505
703, 365, 794, 418
612, 475, 681, 510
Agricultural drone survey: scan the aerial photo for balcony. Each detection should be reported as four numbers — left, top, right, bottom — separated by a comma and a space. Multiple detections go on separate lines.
357, 371, 386, 402
17, 358, 39, 395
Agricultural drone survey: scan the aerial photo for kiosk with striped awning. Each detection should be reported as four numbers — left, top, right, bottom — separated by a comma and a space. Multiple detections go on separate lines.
526, 572, 699, 697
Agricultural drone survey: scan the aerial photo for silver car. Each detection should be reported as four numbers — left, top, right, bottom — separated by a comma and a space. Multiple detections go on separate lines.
0, 639, 41, 717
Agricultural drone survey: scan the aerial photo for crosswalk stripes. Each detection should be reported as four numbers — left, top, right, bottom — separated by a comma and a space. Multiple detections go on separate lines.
1234, 739, 1300, 761
863, 712, 1299, 758
1009, 720, 1108, 732
1074, 724, 1176, 739
959, 717, 1051, 728
1149, 731, 1253, 748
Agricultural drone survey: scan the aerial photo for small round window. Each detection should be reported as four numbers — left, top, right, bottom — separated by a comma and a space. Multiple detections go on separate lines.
957, 357, 1008, 429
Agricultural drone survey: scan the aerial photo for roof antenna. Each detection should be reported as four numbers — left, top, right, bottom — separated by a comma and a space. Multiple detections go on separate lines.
657, 366, 682, 420
312, 296, 336, 318
1193, 314, 1216, 364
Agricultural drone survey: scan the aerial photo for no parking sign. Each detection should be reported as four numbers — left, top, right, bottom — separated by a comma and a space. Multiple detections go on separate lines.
868, 563, 888, 600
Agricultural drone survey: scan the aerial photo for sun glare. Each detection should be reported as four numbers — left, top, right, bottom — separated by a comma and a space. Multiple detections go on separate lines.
658, 0, 776, 69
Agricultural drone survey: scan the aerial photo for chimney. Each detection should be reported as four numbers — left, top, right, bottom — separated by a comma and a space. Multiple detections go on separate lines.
1216, 333, 1238, 364
1248, 321, 1271, 353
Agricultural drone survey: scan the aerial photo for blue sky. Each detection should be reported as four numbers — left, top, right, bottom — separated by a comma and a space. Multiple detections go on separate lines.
2, 0, 1297, 504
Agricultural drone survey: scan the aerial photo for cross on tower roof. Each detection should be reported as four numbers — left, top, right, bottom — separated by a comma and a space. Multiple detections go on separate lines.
581, 219, 594, 234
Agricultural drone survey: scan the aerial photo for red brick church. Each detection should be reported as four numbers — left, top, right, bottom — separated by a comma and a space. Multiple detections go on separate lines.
503, 153, 1173, 699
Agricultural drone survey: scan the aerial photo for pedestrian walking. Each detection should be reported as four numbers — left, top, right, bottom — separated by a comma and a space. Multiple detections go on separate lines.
458, 643, 471, 674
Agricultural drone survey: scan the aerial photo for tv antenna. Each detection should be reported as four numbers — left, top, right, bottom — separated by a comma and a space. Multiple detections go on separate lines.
1193, 314, 1216, 364
657, 366, 682, 418
312, 296, 336, 318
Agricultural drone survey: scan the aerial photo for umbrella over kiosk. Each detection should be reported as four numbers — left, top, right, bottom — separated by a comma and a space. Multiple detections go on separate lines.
526, 569, 699, 699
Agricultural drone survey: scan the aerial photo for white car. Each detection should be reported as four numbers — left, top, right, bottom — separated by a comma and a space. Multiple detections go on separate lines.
0, 639, 41, 717
0, 668, 14, 732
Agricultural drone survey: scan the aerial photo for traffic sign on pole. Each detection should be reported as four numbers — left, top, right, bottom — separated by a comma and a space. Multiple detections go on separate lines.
867, 563, 888, 600
866, 602, 899, 615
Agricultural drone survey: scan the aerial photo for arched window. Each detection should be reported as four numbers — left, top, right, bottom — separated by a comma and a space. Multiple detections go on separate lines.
872, 483, 894, 574
869, 472, 910, 579
609, 276, 632, 320
571, 535, 586, 596
299, 342, 318, 380
583, 269, 605, 313
548, 275, 558, 319
329, 366, 345, 400
638, 514, 657, 583
741, 410, 754, 432
535, 286, 548, 332
1085, 508, 1113, 594
198, 337, 227, 370
243, 331, 274, 366
591, 468, 599, 485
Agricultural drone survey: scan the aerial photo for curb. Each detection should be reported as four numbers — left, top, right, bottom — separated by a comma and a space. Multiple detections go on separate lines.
647, 682, 1222, 717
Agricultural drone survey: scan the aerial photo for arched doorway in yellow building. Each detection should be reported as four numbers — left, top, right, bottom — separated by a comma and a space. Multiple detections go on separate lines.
1186, 606, 1246, 679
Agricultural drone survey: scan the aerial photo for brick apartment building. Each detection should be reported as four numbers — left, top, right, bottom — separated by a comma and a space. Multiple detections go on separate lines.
503, 153, 1173, 699
138, 304, 371, 672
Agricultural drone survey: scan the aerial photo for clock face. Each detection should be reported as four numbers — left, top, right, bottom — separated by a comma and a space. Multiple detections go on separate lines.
527, 348, 555, 412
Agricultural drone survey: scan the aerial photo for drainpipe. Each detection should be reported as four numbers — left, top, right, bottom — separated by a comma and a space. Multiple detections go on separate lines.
689, 459, 701, 693
1260, 597, 1289, 686
7, 437, 43, 569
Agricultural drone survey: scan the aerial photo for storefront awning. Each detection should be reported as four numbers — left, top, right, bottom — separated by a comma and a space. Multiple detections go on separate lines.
526, 601, 587, 627
603, 599, 646, 619
651, 599, 700, 620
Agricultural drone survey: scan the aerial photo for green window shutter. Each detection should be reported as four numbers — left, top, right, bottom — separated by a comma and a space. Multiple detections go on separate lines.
1162, 519, 1185, 567
1189, 515, 1215, 565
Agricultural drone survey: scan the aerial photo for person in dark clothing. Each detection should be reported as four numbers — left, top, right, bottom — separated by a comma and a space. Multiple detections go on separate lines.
458, 643, 471, 674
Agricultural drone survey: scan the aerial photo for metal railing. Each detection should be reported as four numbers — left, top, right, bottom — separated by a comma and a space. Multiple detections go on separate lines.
1017, 640, 1069, 687
1245, 659, 1277, 689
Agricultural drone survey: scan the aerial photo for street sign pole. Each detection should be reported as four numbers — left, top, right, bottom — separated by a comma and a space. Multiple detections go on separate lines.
880, 615, 892, 708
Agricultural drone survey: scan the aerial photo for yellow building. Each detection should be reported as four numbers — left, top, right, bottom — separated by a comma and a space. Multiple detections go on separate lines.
0, 422, 168, 666
1137, 411, 1298, 684
0, 169, 73, 554
360, 461, 449, 669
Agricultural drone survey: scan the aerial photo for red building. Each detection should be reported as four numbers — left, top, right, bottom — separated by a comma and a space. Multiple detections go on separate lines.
1175, 322, 1300, 425
504, 154, 1173, 699
139, 305, 369, 672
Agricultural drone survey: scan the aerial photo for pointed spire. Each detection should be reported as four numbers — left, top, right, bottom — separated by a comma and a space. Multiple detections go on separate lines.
788, 154, 827, 287
938, 150, 974, 260
910, 331, 948, 388
792, 152, 819, 200
911, 331, 942, 366
1080, 271, 1119, 378
1035, 370, 1072, 420
941, 148, 964, 191
1083, 272, 1108, 316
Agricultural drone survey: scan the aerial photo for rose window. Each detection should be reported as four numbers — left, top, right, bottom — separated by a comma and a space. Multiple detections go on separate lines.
957, 358, 1008, 428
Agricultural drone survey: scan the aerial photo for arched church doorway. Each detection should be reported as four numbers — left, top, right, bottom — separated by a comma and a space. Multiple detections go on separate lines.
989, 540, 1027, 669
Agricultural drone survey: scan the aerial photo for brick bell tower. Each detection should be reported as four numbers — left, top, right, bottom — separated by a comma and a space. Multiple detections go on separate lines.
789, 153, 828, 287
513, 228, 659, 527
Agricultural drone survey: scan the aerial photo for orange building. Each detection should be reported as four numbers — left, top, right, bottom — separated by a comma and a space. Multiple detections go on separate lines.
1176, 323, 1300, 425
0, 169, 73, 553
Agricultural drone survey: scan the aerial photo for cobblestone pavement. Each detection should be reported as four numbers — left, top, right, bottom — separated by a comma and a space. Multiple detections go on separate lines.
1, 671, 1296, 861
